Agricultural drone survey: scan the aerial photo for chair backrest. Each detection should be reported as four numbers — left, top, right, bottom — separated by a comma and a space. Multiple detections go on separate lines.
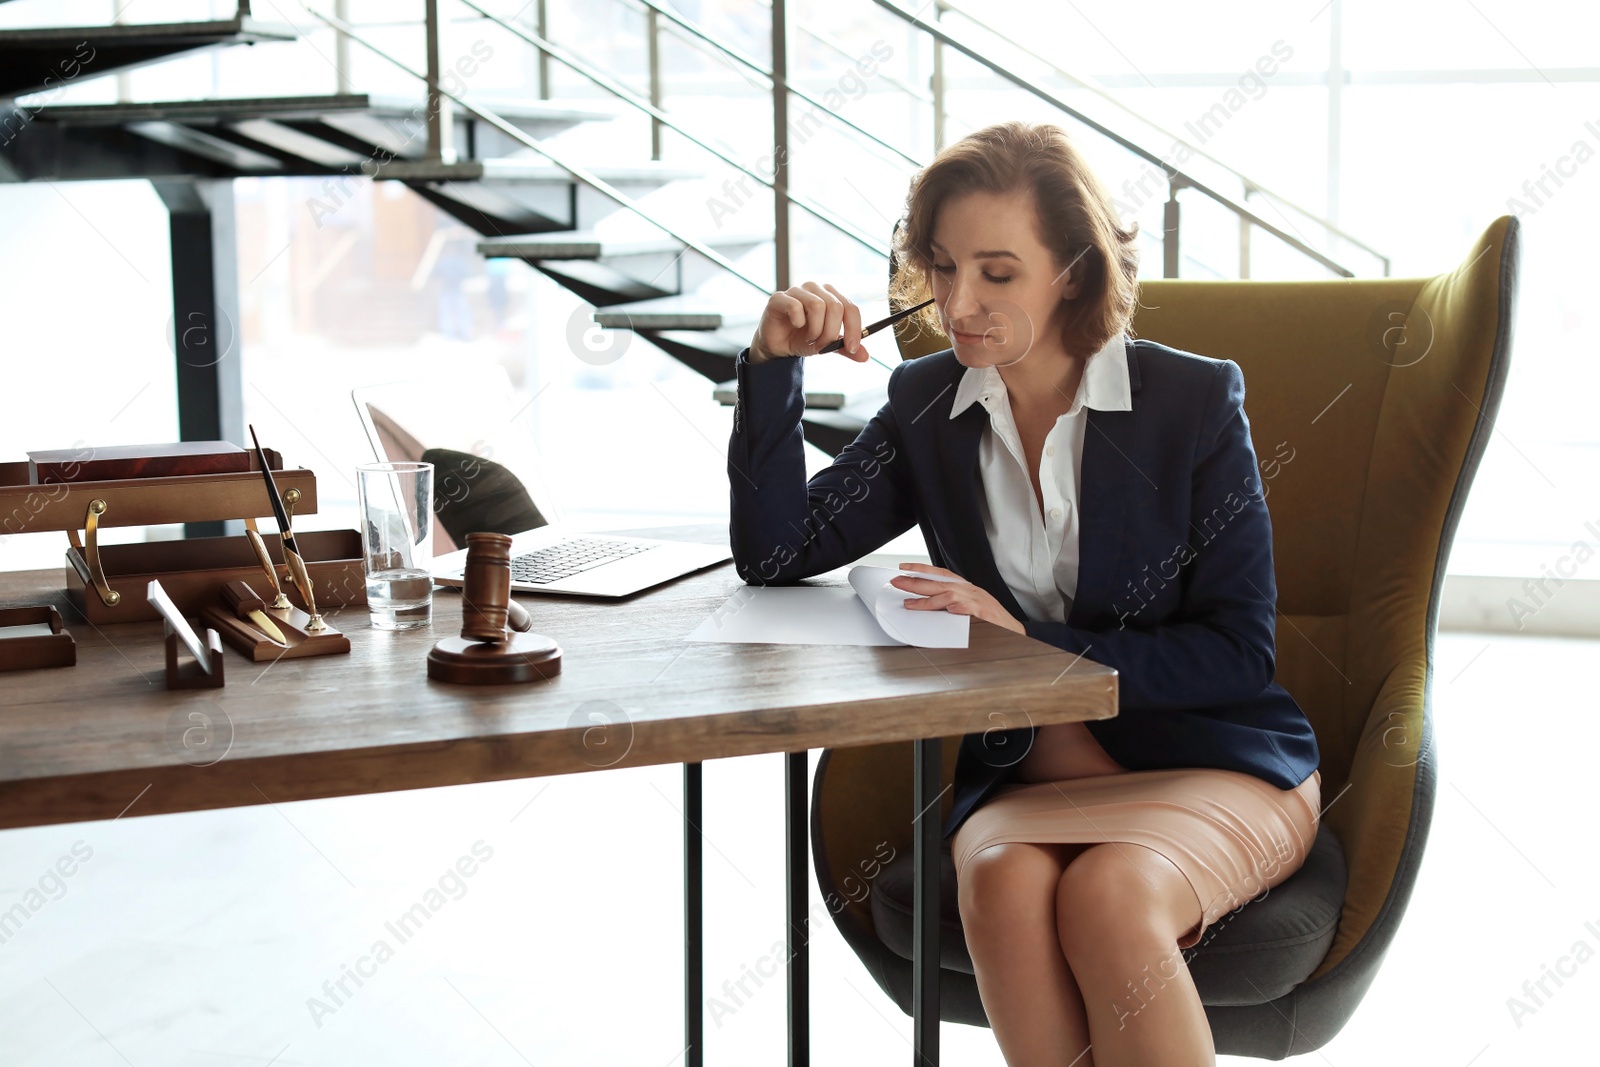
825, 216, 1519, 976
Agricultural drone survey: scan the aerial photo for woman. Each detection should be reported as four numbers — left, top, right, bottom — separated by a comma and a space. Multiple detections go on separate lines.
727, 120, 1321, 1067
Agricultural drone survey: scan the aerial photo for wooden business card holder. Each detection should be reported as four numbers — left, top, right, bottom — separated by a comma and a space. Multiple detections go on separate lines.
165, 625, 225, 689
0, 605, 77, 673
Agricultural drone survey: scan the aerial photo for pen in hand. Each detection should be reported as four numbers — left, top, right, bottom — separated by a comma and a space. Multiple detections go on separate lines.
817, 297, 935, 354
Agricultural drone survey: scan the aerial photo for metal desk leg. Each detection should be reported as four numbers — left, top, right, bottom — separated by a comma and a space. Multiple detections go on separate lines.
913, 737, 941, 1066
685, 761, 703, 1067
786, 750, 809, 1066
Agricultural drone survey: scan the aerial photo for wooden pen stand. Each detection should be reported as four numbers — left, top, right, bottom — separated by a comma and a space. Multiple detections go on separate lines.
200, 601, 350, 661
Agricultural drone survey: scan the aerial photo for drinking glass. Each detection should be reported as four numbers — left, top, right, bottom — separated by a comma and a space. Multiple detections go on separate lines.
356, 461, 434, 629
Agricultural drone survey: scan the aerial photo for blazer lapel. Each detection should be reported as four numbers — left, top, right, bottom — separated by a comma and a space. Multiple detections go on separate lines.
935, 369, 1027, 622
1068, 407, 1130, 628
1069, 339, 1140, 627
930, 339, 1142, 630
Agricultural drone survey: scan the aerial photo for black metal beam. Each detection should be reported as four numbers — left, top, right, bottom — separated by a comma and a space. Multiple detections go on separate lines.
154, 180, 244, 538
684, 761, 703, 1067
913, 737, 941, 1066
787, 749, 809, 1067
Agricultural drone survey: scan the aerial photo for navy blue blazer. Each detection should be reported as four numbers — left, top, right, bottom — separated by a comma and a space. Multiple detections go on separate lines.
726, 337, 1321, 841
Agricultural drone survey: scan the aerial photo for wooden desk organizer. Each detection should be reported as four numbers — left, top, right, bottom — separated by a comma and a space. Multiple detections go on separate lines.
0, 456, 365, 625
65, 529, 367, 626
0, 605, 77, 673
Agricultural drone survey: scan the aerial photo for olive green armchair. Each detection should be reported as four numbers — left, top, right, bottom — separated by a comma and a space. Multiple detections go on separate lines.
810, 216, 1520, 1057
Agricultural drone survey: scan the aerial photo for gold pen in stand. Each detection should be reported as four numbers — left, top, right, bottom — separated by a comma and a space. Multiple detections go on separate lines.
247, 425, 327, 632
244, 520, 291, 609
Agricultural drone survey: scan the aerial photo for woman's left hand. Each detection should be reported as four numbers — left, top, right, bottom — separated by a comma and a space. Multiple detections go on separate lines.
889, 563, 1025, 634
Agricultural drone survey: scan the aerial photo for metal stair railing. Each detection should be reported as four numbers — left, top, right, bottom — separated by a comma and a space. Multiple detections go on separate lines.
308, 5, 906, 377
473, 0, 1379, 280
454, 0, 891, 259
603, 0, 922, 171
868, 0, 1364, 279
308, 7, 770, 298
921, 0, 1389, 275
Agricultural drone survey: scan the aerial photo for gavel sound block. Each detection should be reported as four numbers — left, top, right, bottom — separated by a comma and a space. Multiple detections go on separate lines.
428, 532, 562, 685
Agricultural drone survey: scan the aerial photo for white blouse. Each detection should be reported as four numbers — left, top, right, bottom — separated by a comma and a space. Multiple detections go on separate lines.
948, 332, 1133, 624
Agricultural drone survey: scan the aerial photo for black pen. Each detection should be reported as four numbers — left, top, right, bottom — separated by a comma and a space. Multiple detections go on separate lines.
818, 297, 935, 354
248, 425, 299, 559
248, 424, 327, 632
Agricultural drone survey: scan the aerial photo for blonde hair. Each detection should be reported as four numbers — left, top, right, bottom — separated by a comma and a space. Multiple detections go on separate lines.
888, 120, 1141, 358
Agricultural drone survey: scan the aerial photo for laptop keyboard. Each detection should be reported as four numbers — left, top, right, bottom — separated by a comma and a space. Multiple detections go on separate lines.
509, 537, 656, 585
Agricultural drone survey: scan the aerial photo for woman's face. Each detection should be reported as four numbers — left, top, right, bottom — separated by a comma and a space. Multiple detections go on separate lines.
927, 188, 1081, 369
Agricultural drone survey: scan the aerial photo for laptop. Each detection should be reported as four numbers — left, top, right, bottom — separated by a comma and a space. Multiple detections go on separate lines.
352, 367, 731, 597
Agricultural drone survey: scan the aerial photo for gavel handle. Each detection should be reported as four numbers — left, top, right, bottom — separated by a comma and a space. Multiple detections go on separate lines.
506, 598, 532, 633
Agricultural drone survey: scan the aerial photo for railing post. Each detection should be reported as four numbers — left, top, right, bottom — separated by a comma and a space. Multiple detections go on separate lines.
537, 0, 550, 99
771, 0, 790, 291
1239, 182, 1253, 280
648, 7, 663, 161
930, 0, 947, 152
333, 0, 351, 94
1163, 171, 1183, 279
424, 0, 455, 163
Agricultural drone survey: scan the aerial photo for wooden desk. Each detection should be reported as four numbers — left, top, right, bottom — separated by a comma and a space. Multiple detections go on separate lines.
0, 522, 1117, 1066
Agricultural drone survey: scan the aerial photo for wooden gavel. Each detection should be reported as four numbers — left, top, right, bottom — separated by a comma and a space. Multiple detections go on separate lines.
458, 532, 533, 643
428, 532, 562, 685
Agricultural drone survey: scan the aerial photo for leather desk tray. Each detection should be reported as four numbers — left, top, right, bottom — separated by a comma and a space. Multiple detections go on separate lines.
65, 529, 367, 625
0, 452, 312, 538
0, 454, 359, 624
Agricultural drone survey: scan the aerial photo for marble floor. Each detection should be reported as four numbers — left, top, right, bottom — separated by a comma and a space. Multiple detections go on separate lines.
0, 628, 1595, 1066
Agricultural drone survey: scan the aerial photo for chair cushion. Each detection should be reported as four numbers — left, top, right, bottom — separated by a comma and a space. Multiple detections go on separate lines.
869, 840, 972, 975
869, 823, 1346, 1006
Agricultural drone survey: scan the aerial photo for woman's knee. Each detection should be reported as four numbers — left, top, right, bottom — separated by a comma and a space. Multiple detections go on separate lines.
1055, 843, 1199, 956
956, 841, 1067, 927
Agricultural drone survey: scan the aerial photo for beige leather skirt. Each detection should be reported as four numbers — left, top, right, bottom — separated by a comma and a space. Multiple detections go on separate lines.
951, 721, 1322, 951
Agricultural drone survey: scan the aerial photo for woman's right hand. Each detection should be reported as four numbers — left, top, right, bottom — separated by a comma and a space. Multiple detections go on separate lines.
748, 280, 870, 364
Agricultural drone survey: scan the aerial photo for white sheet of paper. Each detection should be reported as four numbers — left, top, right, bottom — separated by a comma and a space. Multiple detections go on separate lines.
685, 565, 971, 648
848, 566, 971, 648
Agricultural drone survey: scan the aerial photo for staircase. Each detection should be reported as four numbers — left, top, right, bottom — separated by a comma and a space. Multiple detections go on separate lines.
0, 0, 1386, 460
0, 11, 295, 99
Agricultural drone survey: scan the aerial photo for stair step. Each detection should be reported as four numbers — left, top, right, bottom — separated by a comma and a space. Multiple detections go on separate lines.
373, 159, 701, 185
31, 93, 617, 167
593, 296, 758, 331
712, 376, 885, 411
478, 229, 768, 261
0, 17, 295, 46
528, 260, 672, 308
124, 120, 285, 172
647, 330, 747, 359
323, 95, 615, 154
0, 16, 296, 99
364, 94, 619, 128
29, 94, 375, 126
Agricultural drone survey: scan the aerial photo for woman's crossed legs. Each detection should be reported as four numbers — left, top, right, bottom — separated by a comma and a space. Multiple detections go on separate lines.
956, 840, 1214, 1067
